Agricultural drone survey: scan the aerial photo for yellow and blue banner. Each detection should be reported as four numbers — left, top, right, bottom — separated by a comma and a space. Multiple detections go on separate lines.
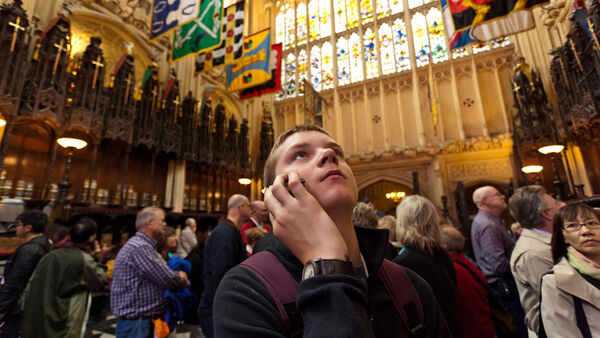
226, 29, 271, 92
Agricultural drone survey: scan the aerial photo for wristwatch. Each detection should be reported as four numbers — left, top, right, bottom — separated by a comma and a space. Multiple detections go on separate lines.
302, 258, 355, 280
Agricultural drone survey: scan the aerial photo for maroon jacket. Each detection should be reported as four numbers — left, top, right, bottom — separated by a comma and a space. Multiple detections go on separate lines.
239, 219, 271, 245
451, 252, 496, 338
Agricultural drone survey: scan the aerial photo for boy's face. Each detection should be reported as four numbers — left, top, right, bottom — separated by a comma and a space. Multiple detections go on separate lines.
273, 131, 358, 213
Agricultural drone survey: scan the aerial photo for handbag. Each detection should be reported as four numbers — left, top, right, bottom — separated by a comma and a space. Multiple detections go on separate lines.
454, 260, 518, 338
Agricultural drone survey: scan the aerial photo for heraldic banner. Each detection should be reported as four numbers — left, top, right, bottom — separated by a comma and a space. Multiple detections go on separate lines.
150, 0, 200, 41
239, 43, 283, 99
226, 29, 271, 92
171, 0, 224, 61
195, 1, 245, 72
442, 0, 548, 49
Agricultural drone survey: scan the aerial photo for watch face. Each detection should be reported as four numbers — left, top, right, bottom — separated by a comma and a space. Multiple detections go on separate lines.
302, 262, 315, 279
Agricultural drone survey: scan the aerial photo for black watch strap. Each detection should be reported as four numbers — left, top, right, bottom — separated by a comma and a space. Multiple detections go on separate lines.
302, 258, 355, 280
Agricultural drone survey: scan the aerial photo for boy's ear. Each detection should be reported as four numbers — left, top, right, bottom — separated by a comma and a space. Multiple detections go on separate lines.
23, 224, 33, 233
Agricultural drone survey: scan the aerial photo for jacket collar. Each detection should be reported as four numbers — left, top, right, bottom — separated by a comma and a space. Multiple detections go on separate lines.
218, 216, 236, 228
520, 228, 552, 245
554, 257, 600, 308
272, 226, 389, 281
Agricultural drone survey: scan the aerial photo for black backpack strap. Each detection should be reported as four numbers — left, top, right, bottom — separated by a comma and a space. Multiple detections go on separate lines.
380, 259, 428, 338
573, 296, 592, 338
239, 251, 303, 337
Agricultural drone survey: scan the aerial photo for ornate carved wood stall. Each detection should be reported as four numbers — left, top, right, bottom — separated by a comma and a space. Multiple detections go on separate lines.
510, 55, 572, 199
547, 1, 600, 194
0, 1, 251, 237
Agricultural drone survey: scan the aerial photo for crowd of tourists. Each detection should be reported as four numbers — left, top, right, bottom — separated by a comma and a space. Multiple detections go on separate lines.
0, 124, 599, 337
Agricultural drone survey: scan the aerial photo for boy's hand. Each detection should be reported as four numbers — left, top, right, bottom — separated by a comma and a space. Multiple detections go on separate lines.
264, 172, 348, 265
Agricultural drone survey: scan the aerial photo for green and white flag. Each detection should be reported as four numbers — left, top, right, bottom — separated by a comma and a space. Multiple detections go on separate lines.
171, 0, 224, 62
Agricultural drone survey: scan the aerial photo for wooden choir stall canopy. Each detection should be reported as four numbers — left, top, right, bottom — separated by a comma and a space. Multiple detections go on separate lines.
0, 0, 267, 249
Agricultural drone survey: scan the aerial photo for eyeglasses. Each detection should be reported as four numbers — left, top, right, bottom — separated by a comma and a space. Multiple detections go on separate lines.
562, 220, 600, 232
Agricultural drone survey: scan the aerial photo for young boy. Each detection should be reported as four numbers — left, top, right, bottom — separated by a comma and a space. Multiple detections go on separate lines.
213, 125, 449, 337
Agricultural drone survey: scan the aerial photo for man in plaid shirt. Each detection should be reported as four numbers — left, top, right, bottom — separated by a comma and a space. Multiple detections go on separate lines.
111, 207, 188, 337
471, 186, 527, 337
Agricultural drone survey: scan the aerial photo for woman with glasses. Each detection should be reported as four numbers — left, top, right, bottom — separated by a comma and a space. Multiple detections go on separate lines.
540, 203, 600, 337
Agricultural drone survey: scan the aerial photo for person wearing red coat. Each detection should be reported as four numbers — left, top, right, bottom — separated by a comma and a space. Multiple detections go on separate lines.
442, 226, 496, 338
239, 200, 270, 255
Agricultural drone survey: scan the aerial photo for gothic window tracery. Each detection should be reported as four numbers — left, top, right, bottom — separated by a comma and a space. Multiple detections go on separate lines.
275, 0, 510, 99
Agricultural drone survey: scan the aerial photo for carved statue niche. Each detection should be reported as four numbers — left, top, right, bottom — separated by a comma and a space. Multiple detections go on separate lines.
134, 62, 159, 149
198, 98, 212, 164
71, 37, 104, 111
588, 0, 600, 59
549, 48, 573, 133
0, 0, 30, 103
133, 61, 160, 149
181, 91, 198, 161
569, 19, 600, 110
212, 103, 226, 165
159, 68, 182, 155
104, 51, 135, 142
65, 36, 105, 136
511, 56, 556, 148
225, 116, 238, 166
238, 118, 249, 169
257, 103, 274, 175
21, 10, 71, 124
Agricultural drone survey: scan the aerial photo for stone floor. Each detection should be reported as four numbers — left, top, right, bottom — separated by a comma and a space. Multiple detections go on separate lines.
84, 314, 202, 338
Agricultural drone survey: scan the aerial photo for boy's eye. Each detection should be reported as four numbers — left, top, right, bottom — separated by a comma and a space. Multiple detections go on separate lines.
293, 151, 308, 160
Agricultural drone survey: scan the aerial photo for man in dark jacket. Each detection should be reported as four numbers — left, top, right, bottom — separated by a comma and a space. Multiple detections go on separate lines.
197, 194, 250, 338
213, 125, 449, 337
0, 210, 51, 337
22, 217, 106, 338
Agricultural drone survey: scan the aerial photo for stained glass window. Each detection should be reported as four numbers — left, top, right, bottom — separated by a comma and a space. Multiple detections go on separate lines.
427, 8, 447, 63
408, 0, 423, 9
311, 45, 322, 90
364, 27, 379, 79
275, 0, 507, 99
285, 53, 296, 96
347, 0, 359, 28
412, 13, 429, 67
277, 68, 286, 100
285, 7, 296, 48
276, 12, 285, 44
472, 42, 490, 54
334, 0, 347, 33
319, 0, 331, 38
322, 41, 334, 89
361, 0, 373, 24
489, 36, 511, 49
390, 0, 403, 14
376, 0, 390, 19
379, 23, 395, 75
298, 49, 308, 94
337, 37, 351, 85
308, 1, 319, 41
297, 2, 308, 45
452, 47, 469, 59
393, 18, 410, 72
349, 32, 363, 82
